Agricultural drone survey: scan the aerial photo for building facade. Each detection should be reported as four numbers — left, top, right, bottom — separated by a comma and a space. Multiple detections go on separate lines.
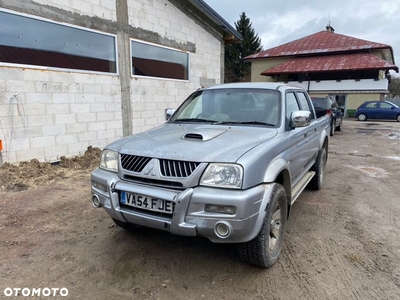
0, 0, 240, 164
245, 26, 398, 117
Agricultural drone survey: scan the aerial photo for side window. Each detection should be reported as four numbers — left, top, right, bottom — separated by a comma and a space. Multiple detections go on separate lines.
286, 92, 300, 124
366, 102, 377, 109
380, 102, 392, 109
296, 92, 311, 112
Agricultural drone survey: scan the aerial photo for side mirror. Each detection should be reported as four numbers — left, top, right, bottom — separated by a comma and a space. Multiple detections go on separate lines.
291, 110, 311, 128
165, 108, 175, 121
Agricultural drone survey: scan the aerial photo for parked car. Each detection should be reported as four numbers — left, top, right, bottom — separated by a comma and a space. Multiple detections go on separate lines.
355, 100, 400, 122
91, 82, 331, 268
311, 96, 343, 136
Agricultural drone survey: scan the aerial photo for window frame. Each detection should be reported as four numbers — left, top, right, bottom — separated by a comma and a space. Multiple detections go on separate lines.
130, 38, 190, 82
0, 8, 118, 75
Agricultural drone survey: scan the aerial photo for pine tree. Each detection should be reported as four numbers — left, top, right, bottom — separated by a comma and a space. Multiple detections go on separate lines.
225, 12, 262, 83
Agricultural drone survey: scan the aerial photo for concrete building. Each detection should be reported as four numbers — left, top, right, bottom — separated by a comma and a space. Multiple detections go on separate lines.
245, 25, 398, 117
0, 0, 241, 164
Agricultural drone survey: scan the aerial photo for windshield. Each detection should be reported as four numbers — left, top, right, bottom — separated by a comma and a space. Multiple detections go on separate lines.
386, 101, 399, 108
169, 88, 281, 127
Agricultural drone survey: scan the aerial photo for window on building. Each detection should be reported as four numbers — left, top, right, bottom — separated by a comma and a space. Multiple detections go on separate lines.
0, 10, 117, 73
131, 39, 189, 80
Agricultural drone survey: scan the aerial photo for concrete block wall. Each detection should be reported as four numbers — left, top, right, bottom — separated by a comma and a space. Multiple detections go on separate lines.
0, 0, 224, 163
32, 0, 117, 21
0, 67, 122, 163
129, 0, 222, 133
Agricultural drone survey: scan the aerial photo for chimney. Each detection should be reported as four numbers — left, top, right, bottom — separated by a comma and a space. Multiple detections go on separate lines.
325, 22, 335, 33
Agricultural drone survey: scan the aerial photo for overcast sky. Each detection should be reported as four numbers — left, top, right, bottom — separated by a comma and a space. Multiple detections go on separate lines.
204, 0, 400, 76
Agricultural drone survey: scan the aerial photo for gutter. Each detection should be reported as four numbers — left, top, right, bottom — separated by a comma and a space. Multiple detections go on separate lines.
188, 0, 242, 43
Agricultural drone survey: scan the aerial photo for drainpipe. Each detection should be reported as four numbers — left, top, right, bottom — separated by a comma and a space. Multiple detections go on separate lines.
307, 73, 311, 93
0, 139, 3, 166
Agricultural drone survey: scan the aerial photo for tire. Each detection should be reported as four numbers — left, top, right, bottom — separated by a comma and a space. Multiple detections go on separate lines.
112, 218, 140, 232
336, 120, 342, 131
358, 113, 367, 121
308, 147, 327, 190
397, 115, 400, 122
330, 120, 335, 136
238, 184, 287, 268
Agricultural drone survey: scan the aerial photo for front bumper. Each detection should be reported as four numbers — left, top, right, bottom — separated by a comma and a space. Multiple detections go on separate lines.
91, 168, 275, 243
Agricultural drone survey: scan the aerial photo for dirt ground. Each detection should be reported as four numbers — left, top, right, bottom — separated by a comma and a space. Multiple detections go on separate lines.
0, 120, 400, 300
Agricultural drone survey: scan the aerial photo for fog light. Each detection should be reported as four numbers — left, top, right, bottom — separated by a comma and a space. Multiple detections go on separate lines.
92, 181, 107, 192
215, 221, 232, 238
92, 194, 101, 208
204, 204, 236, 215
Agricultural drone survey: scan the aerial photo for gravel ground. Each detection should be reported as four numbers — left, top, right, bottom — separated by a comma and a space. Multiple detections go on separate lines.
0, 119, 399, 300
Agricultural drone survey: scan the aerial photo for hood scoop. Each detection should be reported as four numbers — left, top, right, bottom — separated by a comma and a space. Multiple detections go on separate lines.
182, 128, 227, 141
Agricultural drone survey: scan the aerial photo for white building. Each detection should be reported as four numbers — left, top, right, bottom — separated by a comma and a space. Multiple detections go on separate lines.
0, 0, 241, 164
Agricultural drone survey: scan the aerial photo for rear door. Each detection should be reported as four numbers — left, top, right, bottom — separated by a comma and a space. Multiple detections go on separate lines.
364, 102, 379, 119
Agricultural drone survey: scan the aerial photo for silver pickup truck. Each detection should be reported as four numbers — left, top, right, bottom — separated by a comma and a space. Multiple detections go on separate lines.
91, 82, 330, 268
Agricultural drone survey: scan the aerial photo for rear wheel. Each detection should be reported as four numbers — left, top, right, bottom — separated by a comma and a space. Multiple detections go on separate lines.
308, 147, 327, 190
238, 184, 287, 268
330, 120, 335, 136
358, 113, 367, 121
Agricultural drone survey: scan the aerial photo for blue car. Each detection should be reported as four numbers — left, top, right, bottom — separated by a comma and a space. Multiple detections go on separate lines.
355, 100, 400, 122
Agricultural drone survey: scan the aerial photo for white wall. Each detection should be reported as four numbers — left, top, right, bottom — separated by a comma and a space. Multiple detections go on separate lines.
129, 0, 222, 133
32, 0, 117, 21
0, 67, 122, 163
284, 79, 389, 92
0, 0, 223, 163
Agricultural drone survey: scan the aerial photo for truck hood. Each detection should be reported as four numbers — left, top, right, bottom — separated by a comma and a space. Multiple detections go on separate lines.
107, 123, 278, 163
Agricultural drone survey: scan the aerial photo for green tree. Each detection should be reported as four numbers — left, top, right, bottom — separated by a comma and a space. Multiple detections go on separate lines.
225, 12, 262, 83
388, 76, 400, 97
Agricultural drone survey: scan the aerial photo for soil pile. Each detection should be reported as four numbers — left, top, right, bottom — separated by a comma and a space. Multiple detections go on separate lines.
0, 146, 101, 191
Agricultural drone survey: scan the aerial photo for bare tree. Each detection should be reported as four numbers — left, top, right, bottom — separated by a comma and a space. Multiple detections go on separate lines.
388, 76, 400, 97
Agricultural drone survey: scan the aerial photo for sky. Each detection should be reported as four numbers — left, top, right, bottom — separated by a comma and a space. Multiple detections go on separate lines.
204, 0, 400, 76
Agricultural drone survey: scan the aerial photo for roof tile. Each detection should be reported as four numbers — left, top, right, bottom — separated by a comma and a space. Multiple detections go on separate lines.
260, 53, 399, 75
246, 31, 390, 59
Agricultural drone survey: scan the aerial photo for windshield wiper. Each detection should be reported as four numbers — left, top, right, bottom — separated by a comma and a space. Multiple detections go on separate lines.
173, 118, 214, 122
213, 121, 275, 126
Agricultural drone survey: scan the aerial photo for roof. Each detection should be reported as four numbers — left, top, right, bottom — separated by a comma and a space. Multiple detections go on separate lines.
188, 0, 242, 43
203, 82, 302, 90
245, 30, 392, 60
261, 53, 399, 76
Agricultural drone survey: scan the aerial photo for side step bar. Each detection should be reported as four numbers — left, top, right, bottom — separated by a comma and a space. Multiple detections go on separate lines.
291, 171, 315, 205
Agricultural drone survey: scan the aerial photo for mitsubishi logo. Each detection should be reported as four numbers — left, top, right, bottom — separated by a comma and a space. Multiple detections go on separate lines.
143, 160, 157, 176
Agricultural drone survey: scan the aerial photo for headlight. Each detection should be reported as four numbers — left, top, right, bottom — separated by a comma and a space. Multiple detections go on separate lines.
100, 150, 118, 172
200, 163, 243, 189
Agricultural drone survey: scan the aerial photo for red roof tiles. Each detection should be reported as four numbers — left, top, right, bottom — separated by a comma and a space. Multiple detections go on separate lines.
246, 31, 391, 59
260, 53, 399, 75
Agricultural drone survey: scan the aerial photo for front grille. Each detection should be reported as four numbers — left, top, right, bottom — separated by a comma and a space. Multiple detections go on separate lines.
159, 159, 200, 178
123, 175, 184, 189
120, 154, 151, 173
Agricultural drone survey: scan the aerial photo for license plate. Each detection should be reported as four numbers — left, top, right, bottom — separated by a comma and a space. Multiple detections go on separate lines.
120, 191, 174, 214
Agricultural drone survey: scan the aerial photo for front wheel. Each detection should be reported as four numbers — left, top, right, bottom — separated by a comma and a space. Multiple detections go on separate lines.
112, 218, 141, 232
336, 119, 342, 131
358, 113, 367, 121
330, 120, 335, 136
308, 147, 327, 190
238, 184, 287, 268
397, 115, 400, 122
